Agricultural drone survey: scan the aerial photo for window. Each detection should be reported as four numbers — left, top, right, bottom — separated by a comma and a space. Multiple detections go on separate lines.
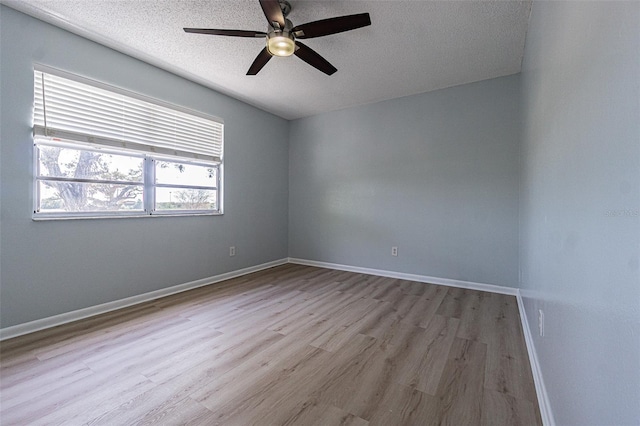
32, 67, 223, 218
36, 142, 145, 214
154, 159, 218, 211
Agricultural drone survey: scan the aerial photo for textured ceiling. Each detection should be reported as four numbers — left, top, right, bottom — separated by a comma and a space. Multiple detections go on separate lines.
4, 0, 531, 120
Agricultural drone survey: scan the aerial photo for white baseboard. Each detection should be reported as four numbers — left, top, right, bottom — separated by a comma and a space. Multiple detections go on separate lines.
516, 291, 555, 426
0, 258, 288, 341
288, 257, 519, 296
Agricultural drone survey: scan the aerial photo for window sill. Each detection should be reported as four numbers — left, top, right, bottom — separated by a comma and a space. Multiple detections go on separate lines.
32, 211, 223, 221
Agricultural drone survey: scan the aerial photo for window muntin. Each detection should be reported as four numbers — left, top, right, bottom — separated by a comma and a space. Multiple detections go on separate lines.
32, 67, 223, 219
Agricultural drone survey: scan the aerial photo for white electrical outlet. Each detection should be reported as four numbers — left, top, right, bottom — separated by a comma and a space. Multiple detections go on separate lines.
538, 309, 544, 337
229, 246, 236, 257
391, 246, 398, 257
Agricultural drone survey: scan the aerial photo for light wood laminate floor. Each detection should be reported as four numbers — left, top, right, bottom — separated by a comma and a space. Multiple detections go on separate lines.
0, 264, 541, 425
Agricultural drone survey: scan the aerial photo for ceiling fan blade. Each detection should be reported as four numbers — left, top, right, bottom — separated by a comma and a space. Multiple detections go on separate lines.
292, 13, 371, 39
247, 47, 273, 75
294, 42, 337, 76
259, 0, 286, 29
184, 28, 267, 37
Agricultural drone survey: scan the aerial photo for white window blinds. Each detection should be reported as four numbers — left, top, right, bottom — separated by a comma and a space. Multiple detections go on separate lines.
33, 68, 223, 163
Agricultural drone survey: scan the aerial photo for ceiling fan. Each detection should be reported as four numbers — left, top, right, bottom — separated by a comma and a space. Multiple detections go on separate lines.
183, 0, 371, 76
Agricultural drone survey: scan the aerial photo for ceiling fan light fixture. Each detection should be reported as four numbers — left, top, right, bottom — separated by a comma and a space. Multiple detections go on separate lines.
267, 33, 295, 57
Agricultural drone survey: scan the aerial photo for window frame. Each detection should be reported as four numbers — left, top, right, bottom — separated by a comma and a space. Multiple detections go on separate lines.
33, 139, 222, 220
149, 155, 221, 216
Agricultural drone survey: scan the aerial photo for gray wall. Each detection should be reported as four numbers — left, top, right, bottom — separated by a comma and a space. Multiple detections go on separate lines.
289, 75, 521, 287
0, 6, 289, 328
519, 2, 640, 425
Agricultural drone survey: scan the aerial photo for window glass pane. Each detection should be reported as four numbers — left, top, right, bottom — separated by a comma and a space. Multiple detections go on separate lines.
37, 180, 143, 213
38, 145, 143, 182
155, 187, 217, 211
155, 160, 217, 187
